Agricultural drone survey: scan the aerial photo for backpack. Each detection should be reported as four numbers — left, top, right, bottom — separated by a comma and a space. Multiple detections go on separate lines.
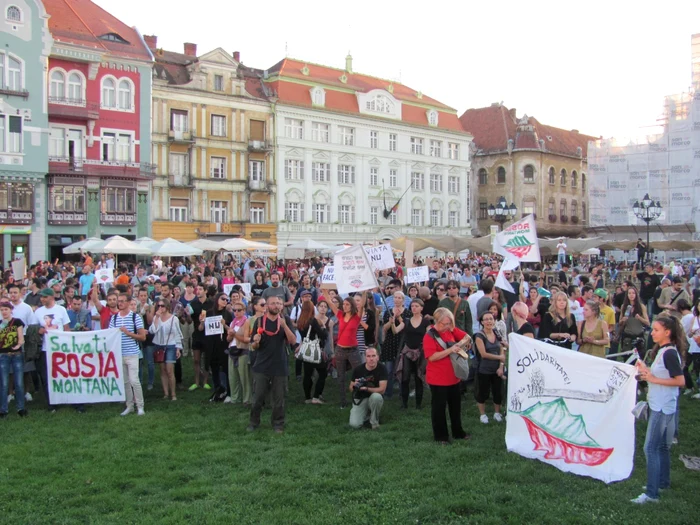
111, 312, 139, 333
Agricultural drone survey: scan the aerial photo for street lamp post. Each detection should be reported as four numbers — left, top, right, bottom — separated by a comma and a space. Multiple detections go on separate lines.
632, 193, 662, 263
488, 196, 517, 231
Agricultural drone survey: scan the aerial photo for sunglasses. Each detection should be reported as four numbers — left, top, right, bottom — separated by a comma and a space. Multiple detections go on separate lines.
437, 288, 445, 292
157, 304, 165, 308
233, 308, 244, 312
219, 298, 229, 302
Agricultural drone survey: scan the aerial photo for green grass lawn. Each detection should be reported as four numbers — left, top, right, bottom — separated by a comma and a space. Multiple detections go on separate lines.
2, 360, 699, 525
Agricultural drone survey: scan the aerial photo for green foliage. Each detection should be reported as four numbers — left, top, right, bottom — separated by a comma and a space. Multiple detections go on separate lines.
1, 364, 698, 524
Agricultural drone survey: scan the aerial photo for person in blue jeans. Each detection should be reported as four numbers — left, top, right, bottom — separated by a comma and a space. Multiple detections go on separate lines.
632, 315, 685, 504
0, 301, 27, 418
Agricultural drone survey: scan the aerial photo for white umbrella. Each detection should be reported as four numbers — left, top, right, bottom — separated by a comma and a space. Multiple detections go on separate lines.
219, 238, 277, 252
286, 239, 335, 251
151, 238, 203, 257
187, 239, 223, 251
91, 235, 152, 255
133, 236, 160, 250
63, 237, 104, 255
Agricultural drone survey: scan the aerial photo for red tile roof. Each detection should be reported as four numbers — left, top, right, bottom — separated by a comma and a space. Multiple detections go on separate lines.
265, 58, 467, 133
459, 104, 596, 158
43, 0, 151, 62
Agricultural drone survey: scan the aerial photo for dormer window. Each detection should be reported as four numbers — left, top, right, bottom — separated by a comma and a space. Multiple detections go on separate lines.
6, 6, 21, 22
427, 110, 438, 127
99, 33, 129, 44
310, 86, 325, 107
366, 95, 393, 114
358, 89, 401, 120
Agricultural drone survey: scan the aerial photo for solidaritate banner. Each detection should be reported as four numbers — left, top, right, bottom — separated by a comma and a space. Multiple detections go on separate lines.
333, 245, 378, 295
46, 328, 125, 404
493, 214, 541, 262
506, 334, 636, 483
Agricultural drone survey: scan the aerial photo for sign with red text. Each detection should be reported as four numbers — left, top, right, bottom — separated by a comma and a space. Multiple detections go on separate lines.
46, 328, 124, 404
333, 245, 378, 294
493, 214, 541, 262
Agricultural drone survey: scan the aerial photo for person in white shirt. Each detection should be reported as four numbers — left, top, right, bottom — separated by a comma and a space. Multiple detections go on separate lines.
8, 284, 35, 326
557, 238, 567, 269
468, 286, 485, 335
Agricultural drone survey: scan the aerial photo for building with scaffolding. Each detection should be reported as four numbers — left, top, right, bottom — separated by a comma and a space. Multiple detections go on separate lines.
587, 34, 700, 243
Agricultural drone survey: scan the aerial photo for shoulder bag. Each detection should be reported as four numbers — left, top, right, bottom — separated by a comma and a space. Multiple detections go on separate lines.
430, 328, 469, 380
296, 322, 322, 364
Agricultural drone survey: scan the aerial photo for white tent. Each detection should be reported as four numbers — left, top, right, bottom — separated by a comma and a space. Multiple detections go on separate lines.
91, 236, 152, 255
219, 238, 277, 252
151, 238, 203, 257
186, 239, 223, 251
285, 239, 335, 251
63, 237, 105, 255
133, 237, 160, 250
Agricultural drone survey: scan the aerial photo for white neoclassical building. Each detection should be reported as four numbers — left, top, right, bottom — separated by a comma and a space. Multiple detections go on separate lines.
263, 56, 473, 251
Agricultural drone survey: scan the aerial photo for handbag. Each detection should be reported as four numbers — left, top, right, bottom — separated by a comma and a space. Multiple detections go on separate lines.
296, 323, 322, 364
430, 329, 470, 380
153, 316, 175, 364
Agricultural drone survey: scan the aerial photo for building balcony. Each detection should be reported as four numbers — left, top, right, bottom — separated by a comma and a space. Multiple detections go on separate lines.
168, 173, 194, 188
101, 212, 136, 226
47, 210, 88, 225
48, 97, 100, 120
0, 87, 29, 99
247, 177, 271, 192
49, 157, 155, 179
248, 140, 272, 152
0, 209, 33, 225
168, 130, 195, 143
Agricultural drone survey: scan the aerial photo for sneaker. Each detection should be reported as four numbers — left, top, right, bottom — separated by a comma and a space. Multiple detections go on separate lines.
223, 396, 232, 404
371, 423, 380, 430
203, 384, 211, 390
409, 389, 416, 398
340, 402, 348, 410
120, 406, 134, 416
493, 413, 503, 423
7, 395, 14, 402
672, 437, 678, 445
312, 398, 325, 405
24, 392, 33, 402
188, 384, 199, 392
246, 425, 256, 432
147, 384, 154, 391
630, 493, 659, 504
692, 393, 700, 400
480, 414, 489, 424
683, 389, 693, 396
17, 409, 28, 417
305, 399, 313, 404
137, 408, 146, 416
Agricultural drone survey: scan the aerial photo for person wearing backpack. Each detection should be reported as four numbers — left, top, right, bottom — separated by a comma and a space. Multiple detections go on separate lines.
473, 310, 506, 425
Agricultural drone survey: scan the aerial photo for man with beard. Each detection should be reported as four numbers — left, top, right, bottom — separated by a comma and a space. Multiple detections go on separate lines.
247, 296, 296, 434
439, 280, 472, 334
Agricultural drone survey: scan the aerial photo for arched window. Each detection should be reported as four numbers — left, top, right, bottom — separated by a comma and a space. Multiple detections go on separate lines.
548, 166, 555, 185
478, 168, 488, 185
68, 72, 83, 103
6, 6, 21, 22
311, 87, 325, 106
497, 166, 506, 184
548, 198, 555, 218
581, 173, 586, 191
560, 199, 567, 217
560, 168, 567, 186
427, 110, 438, 126
571, 170, 578, 188
102, 77, 116, 108
118, 79, 132, 110
366, 95, 393, 114
50, 70, 65, 99
571, 200, 578, 218
524, 165, 534, 183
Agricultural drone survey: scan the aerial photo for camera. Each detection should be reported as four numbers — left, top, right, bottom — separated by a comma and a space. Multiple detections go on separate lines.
353, 377, 369, 392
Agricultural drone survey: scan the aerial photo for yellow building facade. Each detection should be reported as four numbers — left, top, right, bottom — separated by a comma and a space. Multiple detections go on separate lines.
145, 39, 276, 243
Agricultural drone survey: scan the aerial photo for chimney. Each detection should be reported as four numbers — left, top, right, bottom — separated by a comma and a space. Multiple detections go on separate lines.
345, 53, 352, 73
184, 42, 197, 57
143, 35, 157, 49
571, 129, 579, 133
233, 51, 240, 62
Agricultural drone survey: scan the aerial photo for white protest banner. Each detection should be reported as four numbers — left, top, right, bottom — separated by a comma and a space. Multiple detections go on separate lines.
405, 265, 429, 284
333, 245, 378, 295
11, 258, 26, 280
205, 315, 224, 336
320, 265, 336, 290
240, 283, 251, 298
95, 268, 114, 284
493, 214, 541, 262
495, 257, 519, 294
506, 334, 636, 483
222, 277, 235, 297
46, 328, 125, 404
364, 244, 396, 271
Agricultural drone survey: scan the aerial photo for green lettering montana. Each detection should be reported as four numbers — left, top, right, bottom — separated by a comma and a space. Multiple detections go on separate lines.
504, 235, 533, 248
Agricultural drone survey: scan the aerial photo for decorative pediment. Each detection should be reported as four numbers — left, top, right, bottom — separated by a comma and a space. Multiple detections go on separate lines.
449, 166, 460, 174
368, 157, 381, 166
286, 148, 303, 158
430, 164, 442, 171
312, 150, 330, 160
198, 47, 239, 69
338, 154, 355, 163
412, 162, 424, 170
388, 160, 400, 168
357, 89, 402, 120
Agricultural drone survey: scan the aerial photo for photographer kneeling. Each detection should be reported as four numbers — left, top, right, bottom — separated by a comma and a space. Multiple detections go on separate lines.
349, 347, 387, 430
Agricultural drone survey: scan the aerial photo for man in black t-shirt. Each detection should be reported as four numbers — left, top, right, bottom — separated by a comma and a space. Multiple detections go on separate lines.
188, 284, 211, 391
247, 296, 296, 433
349, 347, 388, 430
635, 262, 661, 319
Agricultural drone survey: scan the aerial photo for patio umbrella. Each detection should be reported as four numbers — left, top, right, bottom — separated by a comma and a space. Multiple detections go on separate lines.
63, 237, 104, 255
187, 239, 223, 251
133, 237, 160, 250
219, 238, 277, 252
285, 239, 335, 252
91, 236, 152, 255
151, 238, 203, 257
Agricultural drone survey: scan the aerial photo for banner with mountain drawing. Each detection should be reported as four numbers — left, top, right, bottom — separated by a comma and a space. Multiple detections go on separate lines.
492, 214, 540, 262
505, 334, 637, 483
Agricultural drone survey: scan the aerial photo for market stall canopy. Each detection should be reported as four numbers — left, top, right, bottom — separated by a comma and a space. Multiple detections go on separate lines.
151, 238, 203, 257
91, 236, 153, 255
62, 237, 104, 255
186, 239, 223, 251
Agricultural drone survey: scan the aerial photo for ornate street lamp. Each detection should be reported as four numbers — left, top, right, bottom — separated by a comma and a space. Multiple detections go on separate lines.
632, 193, 662, 262
488, 196, 517, 231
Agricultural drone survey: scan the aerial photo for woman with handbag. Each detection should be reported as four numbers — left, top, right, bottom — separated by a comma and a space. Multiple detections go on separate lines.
474, 310, 506, 424
296, 300, 329, 404
226, 301, 251, 405
328, 296, 362, 409
397, 298, 429, 409
199, 293, 233, 402
618, 285, 650, 356
149, 298, 183, 401
381, 291, 411, 399
422, 307, 472, 444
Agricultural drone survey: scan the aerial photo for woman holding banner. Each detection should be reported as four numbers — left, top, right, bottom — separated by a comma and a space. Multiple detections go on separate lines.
538, 292, 577, 349
149, 298, 183, 401
200, 293, 233, 402
328, 297, 362, 409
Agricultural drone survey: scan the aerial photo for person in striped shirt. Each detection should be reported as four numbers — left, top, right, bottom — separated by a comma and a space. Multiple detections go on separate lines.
109, 293, 147, 416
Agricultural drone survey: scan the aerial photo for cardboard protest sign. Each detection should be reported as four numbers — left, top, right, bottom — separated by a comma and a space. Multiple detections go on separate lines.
405, 265, 429, 284
320, 265, 336, 290
46, 328, 125, 404
506, 334, 636, 483
222, 277, 235, 296
11, 258, 25, 280
364, 244, 396, 271
493, 214, 541, 262
205, 315, 224, 336
95, 268, 114, 284
240, 283, 251, 298
333, 245, 378, 295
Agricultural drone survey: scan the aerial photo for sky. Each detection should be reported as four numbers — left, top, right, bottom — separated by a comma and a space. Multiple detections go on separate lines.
94, 0, 700, 139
